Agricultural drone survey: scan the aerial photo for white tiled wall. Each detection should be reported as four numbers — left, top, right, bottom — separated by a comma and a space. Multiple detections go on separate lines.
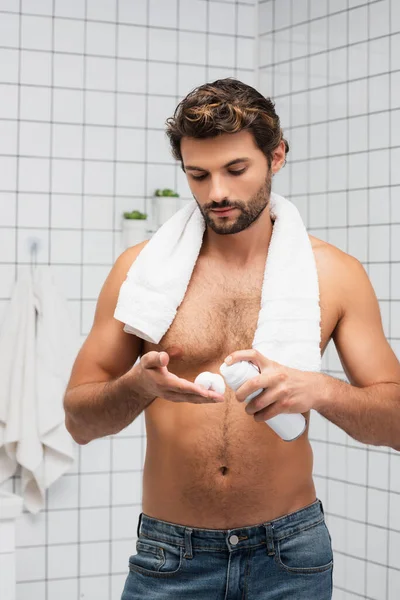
3, 0, 399, 598
258, 0, 400, 598
0, 1, 256, 598
0, 520, 17, 600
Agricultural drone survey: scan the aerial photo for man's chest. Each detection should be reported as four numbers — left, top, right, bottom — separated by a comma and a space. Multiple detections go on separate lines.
144, 245, 339, 365
157, 281, 262, 367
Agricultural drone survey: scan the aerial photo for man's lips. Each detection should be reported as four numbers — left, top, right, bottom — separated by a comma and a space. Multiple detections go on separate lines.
212, 207, 237, 213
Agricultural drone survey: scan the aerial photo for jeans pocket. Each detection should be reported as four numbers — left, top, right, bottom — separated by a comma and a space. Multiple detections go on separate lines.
275, 519, 333, 574
129, 537, 185, 578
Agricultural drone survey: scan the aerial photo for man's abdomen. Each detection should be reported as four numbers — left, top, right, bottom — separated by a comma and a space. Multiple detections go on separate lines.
141, 395, 316, 529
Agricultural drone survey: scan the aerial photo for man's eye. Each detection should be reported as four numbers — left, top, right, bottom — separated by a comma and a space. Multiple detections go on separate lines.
191, 169, 246, 181
229, 169, 246, 176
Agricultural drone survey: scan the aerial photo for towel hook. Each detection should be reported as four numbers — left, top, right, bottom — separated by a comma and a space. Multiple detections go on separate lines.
28, 237, 40, 272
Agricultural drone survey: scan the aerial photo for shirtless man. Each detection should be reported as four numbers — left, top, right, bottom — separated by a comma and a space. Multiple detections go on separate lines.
64, 79, 400, 599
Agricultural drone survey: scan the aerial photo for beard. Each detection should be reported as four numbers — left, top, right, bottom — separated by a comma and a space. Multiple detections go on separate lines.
195, 171, 272, 235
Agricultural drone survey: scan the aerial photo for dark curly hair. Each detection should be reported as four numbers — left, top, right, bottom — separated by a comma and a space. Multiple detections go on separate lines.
165, 78, 289, 169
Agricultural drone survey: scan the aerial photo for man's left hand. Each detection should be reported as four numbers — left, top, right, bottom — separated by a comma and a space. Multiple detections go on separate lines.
223, 349, 329, 422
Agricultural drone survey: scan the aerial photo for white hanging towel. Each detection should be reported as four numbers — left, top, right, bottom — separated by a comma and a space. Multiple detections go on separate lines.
0, 266, 76, 514
114, 192, 322, 373
0, 268, 40, 490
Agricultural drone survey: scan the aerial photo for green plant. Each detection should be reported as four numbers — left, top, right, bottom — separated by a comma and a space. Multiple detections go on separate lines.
123, 210, 147, 219
154, 188, 179, 197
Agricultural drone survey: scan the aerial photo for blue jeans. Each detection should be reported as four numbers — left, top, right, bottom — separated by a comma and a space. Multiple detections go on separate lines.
121, 498, 333, 599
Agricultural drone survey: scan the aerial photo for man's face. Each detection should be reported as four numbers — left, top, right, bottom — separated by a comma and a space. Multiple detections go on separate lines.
181, 130, 273, 235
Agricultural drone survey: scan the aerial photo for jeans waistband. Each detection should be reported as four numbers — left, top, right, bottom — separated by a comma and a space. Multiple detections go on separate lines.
137, 498, 324, 557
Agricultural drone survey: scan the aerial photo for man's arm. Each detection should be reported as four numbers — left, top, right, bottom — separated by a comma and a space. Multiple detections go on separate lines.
64, 241, 154, 445
316, 252, 400, 450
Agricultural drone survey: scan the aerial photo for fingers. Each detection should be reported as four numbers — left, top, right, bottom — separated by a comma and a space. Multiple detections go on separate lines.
141, 351, 169, 370
167, 374, 224, 403
173, 375, 223, 398
140, 352, 224, 404
158, 351, 169, 367
166, 389, 224, 404
195, 387, 225, 403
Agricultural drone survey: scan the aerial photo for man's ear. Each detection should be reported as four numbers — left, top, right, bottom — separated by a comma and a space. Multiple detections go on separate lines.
271, 140, 286, 175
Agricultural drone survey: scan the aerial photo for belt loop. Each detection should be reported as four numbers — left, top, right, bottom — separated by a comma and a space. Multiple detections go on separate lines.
136, 513, 143, 538
264, 523, 275, 556
319, 499, 325, 515
184, 527, 193, 559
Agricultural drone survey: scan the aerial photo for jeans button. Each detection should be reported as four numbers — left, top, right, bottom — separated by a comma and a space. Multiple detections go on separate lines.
229, 534, 239, 545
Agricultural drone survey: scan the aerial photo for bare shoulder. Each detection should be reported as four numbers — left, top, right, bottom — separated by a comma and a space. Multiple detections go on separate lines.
309, 233, 363, 274
309, 236, 400, 390
67, 239, 151, 389
308, 234, 370, 321
115, 239, 150, 275
95, 239, 151, 313
309, 233, 351, 262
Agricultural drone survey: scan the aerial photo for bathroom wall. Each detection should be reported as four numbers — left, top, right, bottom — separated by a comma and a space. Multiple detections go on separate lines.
0, 0, 256, 598
258, 0, 400, 598
3, 0, 399, 598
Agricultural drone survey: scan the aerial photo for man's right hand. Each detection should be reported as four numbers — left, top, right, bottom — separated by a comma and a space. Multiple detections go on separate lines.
134, 351, 225, 404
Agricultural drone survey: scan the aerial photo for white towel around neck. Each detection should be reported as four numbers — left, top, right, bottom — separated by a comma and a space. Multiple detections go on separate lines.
114, 192, 322, 373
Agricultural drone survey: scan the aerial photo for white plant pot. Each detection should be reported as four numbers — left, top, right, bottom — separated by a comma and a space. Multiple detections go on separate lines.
151, 196, 179, 229
122, 219, 149, 249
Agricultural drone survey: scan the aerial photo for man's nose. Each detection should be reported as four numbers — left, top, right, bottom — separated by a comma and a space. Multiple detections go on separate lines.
209, 176, 230, 204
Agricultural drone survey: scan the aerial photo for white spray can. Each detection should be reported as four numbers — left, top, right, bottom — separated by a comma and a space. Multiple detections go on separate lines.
219, 361, 306, 442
